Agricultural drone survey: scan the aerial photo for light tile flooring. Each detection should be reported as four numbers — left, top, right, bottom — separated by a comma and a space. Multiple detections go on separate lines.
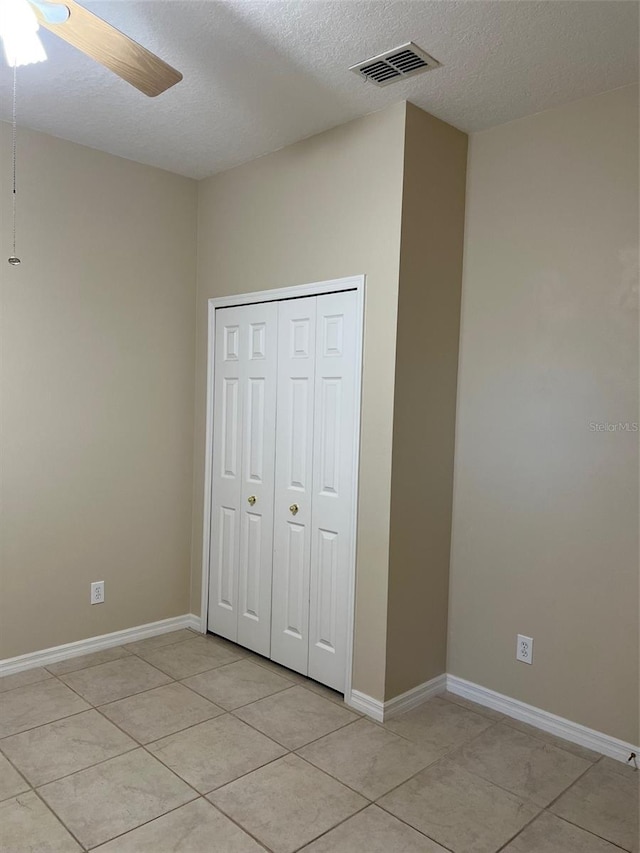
0, 630, 637, 852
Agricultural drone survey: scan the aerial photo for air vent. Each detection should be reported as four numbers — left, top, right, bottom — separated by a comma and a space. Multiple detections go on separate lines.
350, 42, 440, 87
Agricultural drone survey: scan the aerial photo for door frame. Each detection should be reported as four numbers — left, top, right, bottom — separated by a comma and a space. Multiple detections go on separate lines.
199, 274, 365, 700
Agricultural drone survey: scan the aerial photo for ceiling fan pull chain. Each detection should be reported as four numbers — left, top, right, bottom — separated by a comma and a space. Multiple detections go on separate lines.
8, 61, 21, 266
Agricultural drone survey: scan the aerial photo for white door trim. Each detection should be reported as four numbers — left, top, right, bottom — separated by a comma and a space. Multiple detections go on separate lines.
200, 275, 365, 700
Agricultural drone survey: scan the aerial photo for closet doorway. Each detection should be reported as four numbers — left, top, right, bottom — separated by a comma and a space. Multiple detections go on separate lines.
201, 276, 364, 694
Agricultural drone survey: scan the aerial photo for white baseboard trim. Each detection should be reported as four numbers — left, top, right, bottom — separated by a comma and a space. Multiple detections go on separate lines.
347, 689, 385, 722
447, 674, 638, 765
346, 674, 447, 723
0, 614, 202, 677
384, 674, 448, 719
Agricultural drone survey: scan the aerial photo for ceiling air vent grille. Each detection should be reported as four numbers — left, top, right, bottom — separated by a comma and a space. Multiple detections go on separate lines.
350, 42, 440, 87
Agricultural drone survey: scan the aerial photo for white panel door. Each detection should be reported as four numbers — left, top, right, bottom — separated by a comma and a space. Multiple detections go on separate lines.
208, 306, 243, 642
208, 302, 277, 655
270, 297, 317, 675
308, 291, 358, 691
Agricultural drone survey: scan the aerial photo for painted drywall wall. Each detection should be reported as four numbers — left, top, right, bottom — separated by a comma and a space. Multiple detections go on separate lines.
194, 104, 406, 700
448, 85, 639, 743
385, 103, 468, 700
0, 124, 198, 659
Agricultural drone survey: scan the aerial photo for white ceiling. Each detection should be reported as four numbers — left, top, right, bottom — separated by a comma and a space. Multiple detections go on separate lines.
0, 0, 637, 179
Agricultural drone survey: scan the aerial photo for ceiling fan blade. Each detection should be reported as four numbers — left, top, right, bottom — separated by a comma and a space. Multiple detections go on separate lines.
32, 0, 182, 96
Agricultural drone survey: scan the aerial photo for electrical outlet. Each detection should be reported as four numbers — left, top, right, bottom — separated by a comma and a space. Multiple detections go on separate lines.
516, 634, 533, 664
90, 581, 105, 605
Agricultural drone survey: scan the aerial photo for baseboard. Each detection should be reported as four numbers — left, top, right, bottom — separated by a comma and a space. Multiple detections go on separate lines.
384, 674, 448, 719
346, 674, 447, 723
4, 625, 633, 767
0, 614, 202, 677
346, 690, 385, 722
447, 674, 638, 765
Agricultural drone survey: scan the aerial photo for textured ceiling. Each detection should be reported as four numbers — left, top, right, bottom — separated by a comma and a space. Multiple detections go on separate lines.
0, 0, 637, 178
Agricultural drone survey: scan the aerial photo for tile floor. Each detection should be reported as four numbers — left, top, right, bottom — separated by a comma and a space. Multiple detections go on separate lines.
0, 630, 637, 852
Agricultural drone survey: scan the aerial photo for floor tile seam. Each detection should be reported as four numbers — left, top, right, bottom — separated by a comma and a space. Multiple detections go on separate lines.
96, 675, 227, 717
288, 801, 372, 853
0, 673, 55, 695
369, 750, 552, 816
498, 717, 602, 764
0, 705, 93, 742
436, 716, 502, 756
255, 709, 364, 752
0, 785, 31, 804
543, 756, 606, 811
130, 655, 248, 680
291, 748, 436, 803
224, 682, 358, 736
291, 751, 375, 804
372, 798, 460, 853
439, 693, 507, 724
203, 790, 291, 853
492, 808, 545, 853
304, 686, 359, 710
201, 796, 277, 853
81, 797, 203, 851
381, 713, 501, 753
77, 794, 275, 853
223, 694, 316, 747
547, 810, 635, 851
237, 653, 315, 684
53, 669, 181, 708
1, 674, 197, 788
181, 680, 295, 713
29, 743, 141, 791
31, 786, 90, 852
291, 718, 367, 757
0, 747, 33, 796
433, 748, 582, 810
140, 707, 284, 753
372, 716, 501, 770
191, 638, 360, 715
144, 730, 292, 798
98, 706, 227, 745
44, 652, 134, 678
369, 753, 450, 803
136, 705, 371, 799
124, 633, 206, 656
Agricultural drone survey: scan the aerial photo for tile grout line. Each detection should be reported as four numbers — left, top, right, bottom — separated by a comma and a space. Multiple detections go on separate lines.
497, 716, 603, 762
432, 745, 597, 812
492, 808, 544, 853
32, 785, 90, 852
0, 746, 33, 797
544, 755, 605, 812
548, 812, 633, 852
83, 670, 629, 853
70, 650, 371, 850
2, 634, 628, 853
0, 705, 95, 743
56, 666, 279, 851
289, 802, 374, 853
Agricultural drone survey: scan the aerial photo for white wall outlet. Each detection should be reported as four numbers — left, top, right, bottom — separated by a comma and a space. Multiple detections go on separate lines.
90, 581, 105, 605
516, 634, 533, 664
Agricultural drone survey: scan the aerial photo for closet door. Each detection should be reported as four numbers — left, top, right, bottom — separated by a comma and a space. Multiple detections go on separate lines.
308, 290, 358, 691
270, 297, 317, 674
208, 302, 277, 655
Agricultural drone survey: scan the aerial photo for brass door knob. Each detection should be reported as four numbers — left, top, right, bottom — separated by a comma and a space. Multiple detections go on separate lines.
289, 503, 299, 515
248, 495, 257, 506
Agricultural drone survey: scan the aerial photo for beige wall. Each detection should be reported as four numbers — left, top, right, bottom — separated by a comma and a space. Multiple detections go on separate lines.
0, 125, 198, 658
448, 85, 639, 743
193, 104, 407, 700
385, 104, 467, 699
